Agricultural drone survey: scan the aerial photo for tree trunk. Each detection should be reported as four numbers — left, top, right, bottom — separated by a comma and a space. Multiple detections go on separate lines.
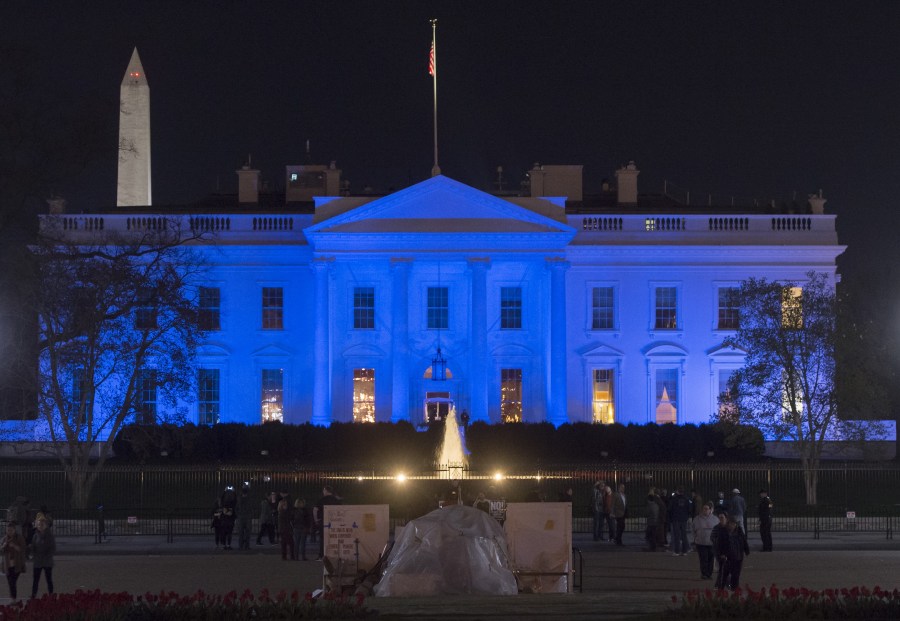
802, 460, 819, 506
66, 466, 96, 510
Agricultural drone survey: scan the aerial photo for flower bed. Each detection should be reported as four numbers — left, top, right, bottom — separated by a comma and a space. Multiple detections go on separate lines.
668, 585, 900, 619
0, 589, 375, 620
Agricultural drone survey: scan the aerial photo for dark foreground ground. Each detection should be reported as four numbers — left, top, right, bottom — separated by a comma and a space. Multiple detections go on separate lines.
2, 531, 899, 620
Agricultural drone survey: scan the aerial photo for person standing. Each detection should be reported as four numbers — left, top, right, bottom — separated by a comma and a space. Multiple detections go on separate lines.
277, 498, 295, 561
718, 516, 750, 590
603, 485, 616, 543
729, 489, 747, 534
692, 502, 718, 580
668, 486, 691, 556
293, 498, 314, 560
612, 484, 627, 545
30, 513, 55, 599
643, 490, 659, 552
758, 489, 773, 552
315, 485, 342, 560
1, 521, 27, 600
256, 492, 277, 546
235, 484, 254, 551
710, 511, 729, 588
591, 481, 606, 541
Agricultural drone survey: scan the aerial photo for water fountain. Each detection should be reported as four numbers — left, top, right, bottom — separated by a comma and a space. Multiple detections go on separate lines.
436, 406, 468, 480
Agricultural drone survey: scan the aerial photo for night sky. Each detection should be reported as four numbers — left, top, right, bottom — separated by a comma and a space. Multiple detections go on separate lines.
7, 2, 900, 317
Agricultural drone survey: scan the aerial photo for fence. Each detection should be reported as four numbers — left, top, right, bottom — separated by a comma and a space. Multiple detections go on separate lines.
2, 461, 899, 531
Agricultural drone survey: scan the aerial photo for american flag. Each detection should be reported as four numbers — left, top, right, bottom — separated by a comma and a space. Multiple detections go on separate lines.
428, 42, 435, 77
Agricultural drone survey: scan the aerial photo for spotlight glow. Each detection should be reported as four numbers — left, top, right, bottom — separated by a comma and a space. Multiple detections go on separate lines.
396, 473, 407, 483
493, 472, 504, 481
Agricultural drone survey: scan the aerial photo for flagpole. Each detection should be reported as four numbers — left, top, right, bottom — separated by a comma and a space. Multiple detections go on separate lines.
430, 19, 441, 177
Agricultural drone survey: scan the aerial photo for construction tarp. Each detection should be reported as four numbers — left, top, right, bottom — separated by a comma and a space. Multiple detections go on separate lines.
374, 505, 517, 597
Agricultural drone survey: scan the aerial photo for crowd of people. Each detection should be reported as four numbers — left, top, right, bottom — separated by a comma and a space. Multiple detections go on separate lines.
210, 484, 341, 561
589, 482, 773, 590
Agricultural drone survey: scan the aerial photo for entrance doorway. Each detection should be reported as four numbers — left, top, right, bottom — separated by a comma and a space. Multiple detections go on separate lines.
424, 392, 453, 424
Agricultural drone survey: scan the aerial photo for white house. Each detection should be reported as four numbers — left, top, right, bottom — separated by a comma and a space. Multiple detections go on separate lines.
45, 161, 842, 430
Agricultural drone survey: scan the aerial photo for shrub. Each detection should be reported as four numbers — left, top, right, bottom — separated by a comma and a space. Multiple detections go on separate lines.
668, 584, 900, 619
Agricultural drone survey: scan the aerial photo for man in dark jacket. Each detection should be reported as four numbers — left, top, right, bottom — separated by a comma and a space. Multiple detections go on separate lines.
235, 485, 254, 550
758, 489, 773, 551
315, 485, 342, 560
668, 486, 692, 556
717, 516, 750, 590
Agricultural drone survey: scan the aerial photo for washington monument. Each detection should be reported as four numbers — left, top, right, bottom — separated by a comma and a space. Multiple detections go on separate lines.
117, 48, 151, 206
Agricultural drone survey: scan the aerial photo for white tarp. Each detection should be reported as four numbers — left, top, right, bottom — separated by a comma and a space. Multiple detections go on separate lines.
373, 505, 518, 597
504, 502, 573, 593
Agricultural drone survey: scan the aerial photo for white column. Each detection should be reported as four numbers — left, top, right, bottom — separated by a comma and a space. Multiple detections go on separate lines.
390, 258, 412, 422
311, 258, 332, 425
468, 258, 490, 423
547, 258, 569, 426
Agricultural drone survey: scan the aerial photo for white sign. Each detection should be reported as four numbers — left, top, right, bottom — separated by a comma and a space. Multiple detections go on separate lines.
504, 502, 573, 593
322, 504, 389, 571
127, 516, 138, 524
846, 511, 856, 519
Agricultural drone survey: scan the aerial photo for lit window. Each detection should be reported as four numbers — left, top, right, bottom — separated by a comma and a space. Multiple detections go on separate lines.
262, 287, 283, 330
782, 286, 803, 329
500, 368, 522, 423
717, 287, 739, 330
199, 287, 221, 331
198, 369, 220, 425
427, 287, 448, 330
654, 287, 678, 330
500, 287, 522, 330
654, 368, 678, 424
261, 368, 283, 423
136, 368, 157, 425
135, 288, 157, 330
353, 368, 375, 423
592, 369, 615, 424
717, 369, 737, 420
354, 287, 375, 329
591, 287, 614, 330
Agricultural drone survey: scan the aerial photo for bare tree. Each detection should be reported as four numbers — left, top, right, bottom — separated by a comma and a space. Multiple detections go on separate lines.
30, 217, 204, 508
720, 272, 881, 505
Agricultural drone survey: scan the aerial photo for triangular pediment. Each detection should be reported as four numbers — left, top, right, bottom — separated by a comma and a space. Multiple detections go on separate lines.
251, 344, 294, 357
306, 176, 575, 241
707, 343, 747, 359
580, 343, 625, 359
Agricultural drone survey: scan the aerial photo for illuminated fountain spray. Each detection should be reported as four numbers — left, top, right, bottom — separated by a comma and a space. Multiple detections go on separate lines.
437, 406, 468, 480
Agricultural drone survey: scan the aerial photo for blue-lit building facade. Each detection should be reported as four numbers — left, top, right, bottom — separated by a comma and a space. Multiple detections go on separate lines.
47, 162, 842, 429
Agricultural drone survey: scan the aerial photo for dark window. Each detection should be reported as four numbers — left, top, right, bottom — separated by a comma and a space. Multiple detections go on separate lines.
135, 288, 157, 330
199, 287, 221, 331
198, 369, 220, 425
136, 368, 157, 424
354, 287, 375, 329
592, 286, 614, 329
717, 287, 739, 330
500, 287, 522, 329
654, 287, 678, 330
427, 286, 448, 330
262, 287, 283, 330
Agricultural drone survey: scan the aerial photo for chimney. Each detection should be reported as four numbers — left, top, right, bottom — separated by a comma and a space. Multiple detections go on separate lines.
46, 196, 67, 214
528, 163, 545, 197
807, 189, 826, 214
236, 164, 260, 204
615, 161, 639, 204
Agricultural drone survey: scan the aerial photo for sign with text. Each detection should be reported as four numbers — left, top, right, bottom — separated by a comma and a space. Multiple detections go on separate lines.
322, 504, 389, 571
